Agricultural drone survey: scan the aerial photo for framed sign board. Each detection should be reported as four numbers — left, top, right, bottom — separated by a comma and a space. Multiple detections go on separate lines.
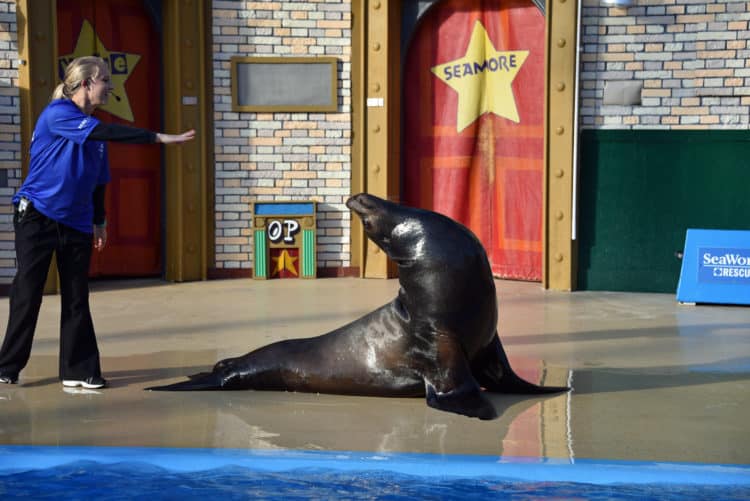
231, 56, 338, 112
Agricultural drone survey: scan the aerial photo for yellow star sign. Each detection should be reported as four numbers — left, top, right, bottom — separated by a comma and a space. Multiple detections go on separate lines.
271, 250, 299, 277
58, 20, 140, 122
432, 21, 529, 132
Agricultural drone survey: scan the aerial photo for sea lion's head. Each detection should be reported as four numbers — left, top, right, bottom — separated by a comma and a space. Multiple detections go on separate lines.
346, 193, 427, 264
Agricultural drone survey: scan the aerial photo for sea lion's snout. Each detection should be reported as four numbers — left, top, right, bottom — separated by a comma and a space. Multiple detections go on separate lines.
346, 193, 382, 230
346, 193, 376, 214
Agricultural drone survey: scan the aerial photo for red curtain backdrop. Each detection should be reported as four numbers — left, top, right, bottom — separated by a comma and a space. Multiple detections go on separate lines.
403, 0, 545, 281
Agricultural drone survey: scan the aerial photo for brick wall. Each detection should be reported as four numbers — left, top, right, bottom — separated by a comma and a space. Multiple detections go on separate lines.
580, 0, 750, 128
0, 0, 20, 285
211, 0, 353, 273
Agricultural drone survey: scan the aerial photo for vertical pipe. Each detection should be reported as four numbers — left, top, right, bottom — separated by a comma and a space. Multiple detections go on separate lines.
571, 0, 582, 241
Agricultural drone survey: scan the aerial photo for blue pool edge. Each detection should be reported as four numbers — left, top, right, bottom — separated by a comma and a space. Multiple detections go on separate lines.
0, 445, 748, 486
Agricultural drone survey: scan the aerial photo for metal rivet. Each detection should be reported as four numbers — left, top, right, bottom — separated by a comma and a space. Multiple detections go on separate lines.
555, 169, 565, 178
372, 42, 381, 51
374, 164, 381, 173
373, 125, 381, 133
556, 82, 566, 91
555, 126, 565, 135
557, 39, 566, 48
372, 83, 380, 92
556, 211, 564, 221
555, 253, 564, 262
373, 0, 381, 8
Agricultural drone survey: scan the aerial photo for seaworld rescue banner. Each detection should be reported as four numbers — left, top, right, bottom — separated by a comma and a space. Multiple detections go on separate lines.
403, 0, 545, 281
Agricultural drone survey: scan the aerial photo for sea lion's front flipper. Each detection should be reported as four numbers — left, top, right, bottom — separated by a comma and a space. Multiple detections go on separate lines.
423, 333, 497, 420
472, 335, 570, 394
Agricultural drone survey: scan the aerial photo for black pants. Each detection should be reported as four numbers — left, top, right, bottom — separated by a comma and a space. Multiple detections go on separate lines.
0, 203, 101, 381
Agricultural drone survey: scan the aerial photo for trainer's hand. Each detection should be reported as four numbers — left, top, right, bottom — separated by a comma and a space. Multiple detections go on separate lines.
94, 225, 107, 252
156, 129, 196, 144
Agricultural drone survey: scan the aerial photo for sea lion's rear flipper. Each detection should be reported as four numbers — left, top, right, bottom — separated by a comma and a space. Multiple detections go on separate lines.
472, 335, 570, 394
423, 334, 497, 420
146, 372, 223, 391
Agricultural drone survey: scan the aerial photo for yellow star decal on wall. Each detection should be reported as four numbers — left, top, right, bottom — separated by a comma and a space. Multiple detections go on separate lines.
432, 21, 529, 132
58, 20, 140, 122
271, 250, 299, 277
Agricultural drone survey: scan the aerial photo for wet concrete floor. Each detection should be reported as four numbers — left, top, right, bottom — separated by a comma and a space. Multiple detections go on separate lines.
0, 277, 748, 465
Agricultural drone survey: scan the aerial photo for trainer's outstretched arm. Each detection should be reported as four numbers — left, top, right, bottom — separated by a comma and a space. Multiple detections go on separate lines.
156, 129, 196, 144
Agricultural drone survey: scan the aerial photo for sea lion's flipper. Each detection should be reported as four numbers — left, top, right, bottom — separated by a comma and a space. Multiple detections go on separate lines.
472, 335, 570, 394
423, 334, 497, 420
425, 380, 497, 420
146, 372, 224, 391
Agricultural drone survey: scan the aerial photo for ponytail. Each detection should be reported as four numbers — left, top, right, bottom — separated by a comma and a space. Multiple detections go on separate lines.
51, 82, 66, 100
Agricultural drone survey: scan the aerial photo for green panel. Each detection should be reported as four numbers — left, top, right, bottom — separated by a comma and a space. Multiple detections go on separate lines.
302, 229, 316, 277
254, 230, 267, 278
577, 130, 750, 293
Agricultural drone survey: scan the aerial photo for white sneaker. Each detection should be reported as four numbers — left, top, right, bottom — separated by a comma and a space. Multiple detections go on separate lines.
62, 376, 107, 389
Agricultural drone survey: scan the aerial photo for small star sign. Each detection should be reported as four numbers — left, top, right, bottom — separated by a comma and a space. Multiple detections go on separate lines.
58, 19, 141, 122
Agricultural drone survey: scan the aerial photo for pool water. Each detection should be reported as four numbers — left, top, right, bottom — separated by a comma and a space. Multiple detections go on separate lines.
1, 446, 748, 500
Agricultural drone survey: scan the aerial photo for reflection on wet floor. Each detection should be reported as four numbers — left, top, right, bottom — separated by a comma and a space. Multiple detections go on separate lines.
0, 278, 748, 465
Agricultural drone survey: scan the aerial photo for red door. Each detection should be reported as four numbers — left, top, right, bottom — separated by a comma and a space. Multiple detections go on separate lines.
57, 0, 162, 276
403, 0, 545, 281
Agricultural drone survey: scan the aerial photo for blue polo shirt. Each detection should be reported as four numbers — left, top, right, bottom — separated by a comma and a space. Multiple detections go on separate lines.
14, 99, 110, 234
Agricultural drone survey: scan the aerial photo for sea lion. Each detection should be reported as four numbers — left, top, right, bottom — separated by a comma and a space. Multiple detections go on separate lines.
147, 193, 569, 419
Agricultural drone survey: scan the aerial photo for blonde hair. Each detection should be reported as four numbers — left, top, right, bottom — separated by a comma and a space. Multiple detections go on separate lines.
51, 56, 108, 100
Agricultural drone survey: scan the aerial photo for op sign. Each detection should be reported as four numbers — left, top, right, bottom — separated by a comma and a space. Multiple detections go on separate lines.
252, 201, 317, 279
